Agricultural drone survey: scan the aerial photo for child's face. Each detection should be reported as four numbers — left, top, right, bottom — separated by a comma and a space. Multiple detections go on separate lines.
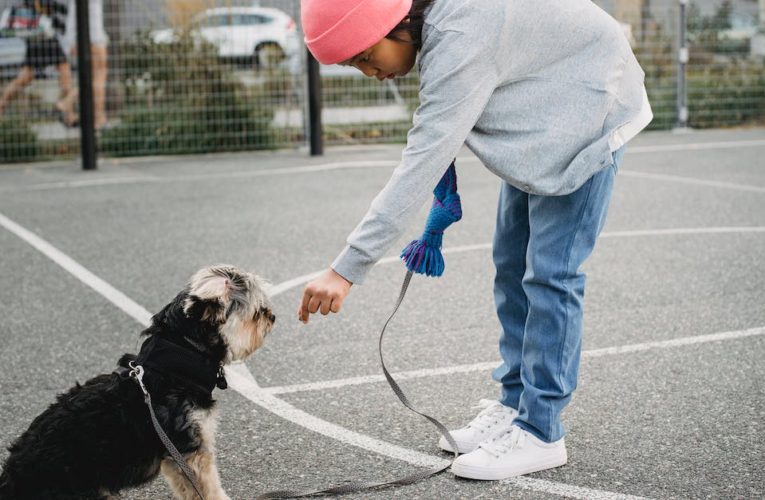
338, 31, 417, 81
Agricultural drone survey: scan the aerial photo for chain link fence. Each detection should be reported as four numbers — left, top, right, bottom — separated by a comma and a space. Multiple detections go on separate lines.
1, 0, 763, 163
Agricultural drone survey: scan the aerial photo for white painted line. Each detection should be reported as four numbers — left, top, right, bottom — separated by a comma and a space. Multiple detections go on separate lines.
0, 212, 153, 327
225, 365, 447, 469
269, 227, 765, 298
177, 160, 400, 182
4, 176, 159, 192
263, 362, 498, 395
4, 212, 760, 500
8, 137, 765, 193
270, 270, 325, 297
0, 213, 451, 478
618, 171, 765, 194
227, 365, 652, 500
501, 476, 650, 500
2, 211, 660, 499
582, 326, 765, 358
600, 227, 765, 237
0, 160, 401, 193
626, 139, 765, 153
264, 327, 765, 395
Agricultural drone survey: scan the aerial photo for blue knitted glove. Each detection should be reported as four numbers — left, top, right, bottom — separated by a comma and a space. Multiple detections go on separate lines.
400, 162, 462, 277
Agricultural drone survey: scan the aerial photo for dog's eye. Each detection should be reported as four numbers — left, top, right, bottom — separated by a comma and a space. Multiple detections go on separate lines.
256, 308, 276, 323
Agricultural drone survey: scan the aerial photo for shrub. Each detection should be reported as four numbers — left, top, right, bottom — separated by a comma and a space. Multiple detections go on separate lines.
633, 13, 765, 130
688, 62, 765, 128
100, 29, 274, 157
0, 117, 39, 162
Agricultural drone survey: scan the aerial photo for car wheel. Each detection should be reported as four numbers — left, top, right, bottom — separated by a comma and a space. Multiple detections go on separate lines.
254, 43, 285, 70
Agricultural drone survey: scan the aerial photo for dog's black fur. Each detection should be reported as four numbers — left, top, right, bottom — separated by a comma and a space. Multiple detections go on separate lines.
0, 270, 273, 500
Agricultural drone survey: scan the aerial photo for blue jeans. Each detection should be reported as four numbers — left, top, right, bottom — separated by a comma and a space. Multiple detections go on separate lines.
491, 146, 625, 443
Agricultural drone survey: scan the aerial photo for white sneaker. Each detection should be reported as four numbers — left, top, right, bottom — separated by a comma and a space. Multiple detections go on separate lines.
451, 425, 568, 480
438, 399, 518, 454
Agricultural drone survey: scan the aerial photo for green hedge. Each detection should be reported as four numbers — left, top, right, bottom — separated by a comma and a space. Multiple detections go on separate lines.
0, 117, 38, 163
688, 63, 765, 128
100, 30, 274, 157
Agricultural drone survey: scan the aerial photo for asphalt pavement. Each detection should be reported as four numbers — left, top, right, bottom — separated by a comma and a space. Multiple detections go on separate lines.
1, 127, 764, 499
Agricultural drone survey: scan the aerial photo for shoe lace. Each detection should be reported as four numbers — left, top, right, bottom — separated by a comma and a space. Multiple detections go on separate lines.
466, 399, 513, 433
479, 425, 526, 458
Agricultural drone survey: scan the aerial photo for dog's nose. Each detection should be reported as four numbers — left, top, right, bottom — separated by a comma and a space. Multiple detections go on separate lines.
269, 313, 276, 323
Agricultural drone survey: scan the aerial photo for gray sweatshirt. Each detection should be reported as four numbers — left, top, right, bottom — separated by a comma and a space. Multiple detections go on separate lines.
332, 0, 651, 284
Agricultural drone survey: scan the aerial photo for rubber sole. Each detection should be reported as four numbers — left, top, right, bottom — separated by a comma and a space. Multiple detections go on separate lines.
438, 438, 479, 454
451, 453, 568, 480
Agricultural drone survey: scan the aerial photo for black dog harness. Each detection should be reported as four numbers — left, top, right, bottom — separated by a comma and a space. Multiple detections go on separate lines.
114, 336, 227, 500
114, 335, 227, 394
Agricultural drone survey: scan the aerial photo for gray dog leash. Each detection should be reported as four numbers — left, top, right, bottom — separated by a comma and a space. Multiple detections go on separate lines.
256, 271, 460, 499
127, 362, 206, 500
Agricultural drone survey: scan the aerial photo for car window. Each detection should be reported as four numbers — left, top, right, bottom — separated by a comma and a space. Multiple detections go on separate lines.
204, 13, 231, 27
232, 14, 271, 26
729, 14, 755, 30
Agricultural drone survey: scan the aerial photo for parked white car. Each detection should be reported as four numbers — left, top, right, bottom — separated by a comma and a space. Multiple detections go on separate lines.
722, 12, 760, 41
0, 8, 27, 78
0, 34, 25, 78
151, 7, 299, 69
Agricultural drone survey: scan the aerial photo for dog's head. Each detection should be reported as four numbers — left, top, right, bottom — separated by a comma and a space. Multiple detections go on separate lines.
147, 265, 275, 363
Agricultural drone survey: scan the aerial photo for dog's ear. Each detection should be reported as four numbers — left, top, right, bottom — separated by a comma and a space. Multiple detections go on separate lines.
183, 271, 232, 324
189, 274, 231, 302
143, 291, 189, 336
184, 295, 227, 325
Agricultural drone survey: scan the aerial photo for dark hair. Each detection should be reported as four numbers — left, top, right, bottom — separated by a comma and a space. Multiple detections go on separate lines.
386, 0, 436, 51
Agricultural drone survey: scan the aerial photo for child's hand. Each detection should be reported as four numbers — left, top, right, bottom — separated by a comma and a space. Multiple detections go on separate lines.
298, 269, 352, 324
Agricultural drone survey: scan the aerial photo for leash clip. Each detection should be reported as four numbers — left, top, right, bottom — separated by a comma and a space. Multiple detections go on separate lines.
128, 361, 149, 397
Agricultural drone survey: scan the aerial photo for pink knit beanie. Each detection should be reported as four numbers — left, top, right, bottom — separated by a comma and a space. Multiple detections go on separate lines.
302, 0, 413, 65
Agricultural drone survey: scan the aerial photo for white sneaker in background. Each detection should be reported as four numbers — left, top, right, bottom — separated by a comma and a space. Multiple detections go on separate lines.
451, 424, 568, 480
438, 399, 518, 454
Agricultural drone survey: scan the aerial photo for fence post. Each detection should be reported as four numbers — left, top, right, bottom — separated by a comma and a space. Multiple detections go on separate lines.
75, 0, 96, 170
306, 47, 323, 156
676, 0, 689, 130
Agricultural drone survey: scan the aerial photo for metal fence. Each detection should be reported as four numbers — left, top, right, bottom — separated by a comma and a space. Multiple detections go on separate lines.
0, 0, 763, 164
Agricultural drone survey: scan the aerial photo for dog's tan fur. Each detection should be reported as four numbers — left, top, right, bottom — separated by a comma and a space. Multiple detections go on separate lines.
161, 409, 230, 499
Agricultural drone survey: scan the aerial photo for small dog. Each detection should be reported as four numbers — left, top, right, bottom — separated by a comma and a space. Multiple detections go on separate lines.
0, 265, 275, 500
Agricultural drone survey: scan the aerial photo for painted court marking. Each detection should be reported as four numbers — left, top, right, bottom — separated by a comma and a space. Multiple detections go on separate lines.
617, 171, 765, 194
263, 326, 765, 395
272, 226, 765, 296
3, 137, 765, 193
625, 139, 765, 153
2, 208, 764, 498
0, 213, 153, 326
2, 138, 764, 497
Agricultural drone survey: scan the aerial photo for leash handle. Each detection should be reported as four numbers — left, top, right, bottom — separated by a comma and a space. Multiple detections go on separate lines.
256, 271, 460, 500
128, 363, 206, 500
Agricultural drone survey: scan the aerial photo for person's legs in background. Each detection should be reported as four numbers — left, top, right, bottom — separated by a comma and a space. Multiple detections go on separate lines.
0, 66, 36, 116
56, 61, 71, 104
91, 44, 108, 128
56, 44, 108, 129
